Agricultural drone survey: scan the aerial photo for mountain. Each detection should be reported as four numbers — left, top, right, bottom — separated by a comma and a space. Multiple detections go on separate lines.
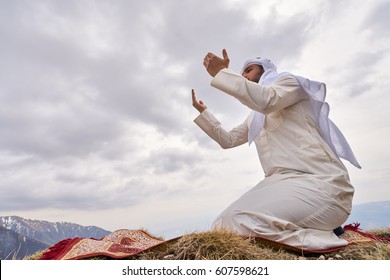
344, 200, 390, 230
0, 216, 111, 259
0, 225, 49, 260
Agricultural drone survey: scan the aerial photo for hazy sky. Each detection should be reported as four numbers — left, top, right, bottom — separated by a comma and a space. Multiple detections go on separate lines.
1, 0, 389, 238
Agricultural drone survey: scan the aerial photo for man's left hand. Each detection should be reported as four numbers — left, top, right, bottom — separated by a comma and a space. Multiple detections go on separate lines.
203, 49, 230, 77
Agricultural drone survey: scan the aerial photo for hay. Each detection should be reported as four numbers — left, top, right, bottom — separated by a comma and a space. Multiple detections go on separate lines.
136, 229, 295, 260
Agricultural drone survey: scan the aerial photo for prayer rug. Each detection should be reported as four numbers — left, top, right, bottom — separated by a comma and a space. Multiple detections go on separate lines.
38, 223, 389, 260
39, 229, 173, 260
342, 223, 387, 244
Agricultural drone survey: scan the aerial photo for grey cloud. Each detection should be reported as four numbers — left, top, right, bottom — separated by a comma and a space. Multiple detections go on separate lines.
362, 1, 390, 37
328, 50, 387, 97
2, 0, 388, 227
349, 51, 384, 68
0, 167, 152, 211
0, 0, 314, 200
147, 147, 202, 174
0, 1, 171, 161
0, 93, 126, 159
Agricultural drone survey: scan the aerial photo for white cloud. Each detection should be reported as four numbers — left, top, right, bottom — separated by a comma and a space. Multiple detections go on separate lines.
0, 0, 389, 238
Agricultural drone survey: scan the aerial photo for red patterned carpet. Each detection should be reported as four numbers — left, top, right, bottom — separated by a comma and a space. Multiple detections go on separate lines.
39, 229, 168, 260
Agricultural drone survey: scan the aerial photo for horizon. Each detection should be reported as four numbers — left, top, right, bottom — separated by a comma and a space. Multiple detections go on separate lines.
2, 200, 390, 239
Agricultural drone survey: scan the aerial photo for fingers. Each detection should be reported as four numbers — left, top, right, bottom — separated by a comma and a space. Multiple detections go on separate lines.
205, 52, 214, 59
203, 50, 229, 67
204, 50, 228, 61
191, 89, 196, 101
191, 89, 207, 112
222, 49, 230, 68
192, 89, 198, 105
192, 89, 201, 105
203, 52, 213, 67
222, 49, 229, 60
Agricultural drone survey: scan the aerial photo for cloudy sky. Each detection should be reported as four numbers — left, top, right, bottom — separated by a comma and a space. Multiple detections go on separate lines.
1, 0, 389, 238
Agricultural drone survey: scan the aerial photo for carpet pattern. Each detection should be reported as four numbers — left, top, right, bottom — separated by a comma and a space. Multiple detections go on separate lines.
39, 229, 166, 260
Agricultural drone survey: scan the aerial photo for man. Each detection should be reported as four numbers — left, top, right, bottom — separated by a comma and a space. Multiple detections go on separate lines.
191, 49, 361, 250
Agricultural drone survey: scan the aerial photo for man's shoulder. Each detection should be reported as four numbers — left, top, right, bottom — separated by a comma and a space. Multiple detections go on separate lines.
274, 73, 301, 87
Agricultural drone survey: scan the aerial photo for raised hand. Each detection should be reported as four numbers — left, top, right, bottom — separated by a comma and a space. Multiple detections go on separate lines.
191, 89, 207, 113
203, 49, 230, 77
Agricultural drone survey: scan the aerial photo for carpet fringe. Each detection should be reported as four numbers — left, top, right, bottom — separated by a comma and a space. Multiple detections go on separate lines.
343, 223, 390, 242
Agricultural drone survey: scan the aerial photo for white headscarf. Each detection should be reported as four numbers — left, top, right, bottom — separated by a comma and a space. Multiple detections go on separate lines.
243, 57, 361, 169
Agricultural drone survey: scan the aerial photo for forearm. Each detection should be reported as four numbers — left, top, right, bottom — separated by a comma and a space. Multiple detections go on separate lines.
194, 110, 248, 149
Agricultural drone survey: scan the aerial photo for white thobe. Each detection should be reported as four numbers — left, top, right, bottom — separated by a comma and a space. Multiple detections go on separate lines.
194, 69, 354, 250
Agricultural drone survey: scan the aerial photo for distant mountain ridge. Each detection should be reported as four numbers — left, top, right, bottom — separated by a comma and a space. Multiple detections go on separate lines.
0, 216, 111, 259
345, 200, 390, 230
0, 226, 49, 260
0, 216, 111, 246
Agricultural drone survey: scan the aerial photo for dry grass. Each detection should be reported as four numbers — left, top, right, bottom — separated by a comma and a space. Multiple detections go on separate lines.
133, 228, 390, 260
135, 229, 296, 260
26, 227, 390, 260
324, 242, 390, 260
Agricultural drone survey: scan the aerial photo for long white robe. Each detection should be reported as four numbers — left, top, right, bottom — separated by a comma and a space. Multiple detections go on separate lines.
194, 69, 354, 250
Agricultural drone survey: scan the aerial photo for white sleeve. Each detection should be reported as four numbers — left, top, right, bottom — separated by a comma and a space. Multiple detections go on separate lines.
194, 110, 250, 149
211, 69, 306, 114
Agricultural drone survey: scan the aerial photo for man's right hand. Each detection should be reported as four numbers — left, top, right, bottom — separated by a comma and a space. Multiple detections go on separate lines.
203, 49, 230, 77
192, 89, 207, 113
